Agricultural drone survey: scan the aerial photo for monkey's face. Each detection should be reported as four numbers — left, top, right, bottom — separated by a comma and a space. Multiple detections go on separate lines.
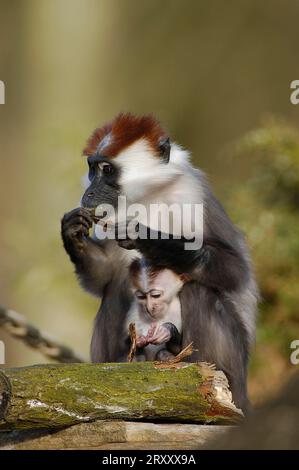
81, 113, 174, 212
81, 156, 120, 209
81, 139, 174, 210
134, 269, 184, 320
135, 289, 165, 319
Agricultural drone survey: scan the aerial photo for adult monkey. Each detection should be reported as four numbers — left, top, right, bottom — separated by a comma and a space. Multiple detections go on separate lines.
61, 113, 258, 413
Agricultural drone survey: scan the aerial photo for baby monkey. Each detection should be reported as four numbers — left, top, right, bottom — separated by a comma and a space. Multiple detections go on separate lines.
127, 258, 188, 361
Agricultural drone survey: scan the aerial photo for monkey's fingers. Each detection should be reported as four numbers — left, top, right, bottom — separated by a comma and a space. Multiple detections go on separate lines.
147, 322, 158, 338
150, 333, 171, 345
136, 336, 149, 348
150, 332, 169, 344
64, 223, 90, 239
62, 207, 94, 226
149, 326, 171, 345
64, 216, 92, 231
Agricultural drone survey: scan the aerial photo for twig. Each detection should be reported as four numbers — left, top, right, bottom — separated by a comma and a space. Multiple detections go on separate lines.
127, 322, 137, 362
154, 342, 194, 368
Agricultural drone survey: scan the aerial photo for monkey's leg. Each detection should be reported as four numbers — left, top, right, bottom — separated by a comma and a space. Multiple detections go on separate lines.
225, 371, 251, 416
134, 351, 147, 362
155, 349, 175, 362
180, 283, 250, 414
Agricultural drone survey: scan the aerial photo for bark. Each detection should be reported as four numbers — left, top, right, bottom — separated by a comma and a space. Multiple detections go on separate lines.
0, 362, 243, 431
0, 421, 233, 450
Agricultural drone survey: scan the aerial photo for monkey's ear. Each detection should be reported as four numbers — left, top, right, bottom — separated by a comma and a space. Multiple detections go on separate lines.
159, 137, 171, 163
180, 273, 192, 283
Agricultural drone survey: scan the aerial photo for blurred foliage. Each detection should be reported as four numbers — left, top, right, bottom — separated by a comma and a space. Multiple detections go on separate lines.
227, 119, 299, 402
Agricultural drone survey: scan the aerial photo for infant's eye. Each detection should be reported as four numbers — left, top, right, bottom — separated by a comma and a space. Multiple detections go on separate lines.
102, 163, 114, 175
135, 291, 146, 300
150, 291, 162, 299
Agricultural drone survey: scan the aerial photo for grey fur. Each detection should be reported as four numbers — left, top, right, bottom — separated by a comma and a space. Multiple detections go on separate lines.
61, 160, 259, 414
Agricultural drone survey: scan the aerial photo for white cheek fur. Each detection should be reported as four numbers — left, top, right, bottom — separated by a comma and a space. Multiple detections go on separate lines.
114, 139, 183, 202
81, 139, 204, 239
112, 139, 205, 239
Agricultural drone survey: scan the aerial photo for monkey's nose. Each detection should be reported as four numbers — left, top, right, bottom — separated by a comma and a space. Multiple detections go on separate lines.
147, 307, 155, 317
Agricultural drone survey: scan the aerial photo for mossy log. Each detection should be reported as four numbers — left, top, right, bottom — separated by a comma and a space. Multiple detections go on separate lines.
0, 362, 242, 431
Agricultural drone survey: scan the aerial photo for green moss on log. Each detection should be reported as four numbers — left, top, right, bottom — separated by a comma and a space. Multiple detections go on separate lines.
0, 362, 242, 430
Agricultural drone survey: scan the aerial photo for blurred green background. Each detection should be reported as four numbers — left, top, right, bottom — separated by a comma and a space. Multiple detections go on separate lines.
0, 0, 299, 404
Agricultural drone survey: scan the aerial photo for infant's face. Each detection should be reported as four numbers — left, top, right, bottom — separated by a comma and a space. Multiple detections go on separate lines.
134, 269, 183, 319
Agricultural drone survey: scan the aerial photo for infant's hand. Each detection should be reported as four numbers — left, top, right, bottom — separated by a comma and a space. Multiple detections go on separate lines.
146, 323, 171, 345
136, 335, 149, 348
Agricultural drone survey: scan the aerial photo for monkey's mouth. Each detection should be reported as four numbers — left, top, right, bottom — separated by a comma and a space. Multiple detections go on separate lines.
147, 309, 161, 319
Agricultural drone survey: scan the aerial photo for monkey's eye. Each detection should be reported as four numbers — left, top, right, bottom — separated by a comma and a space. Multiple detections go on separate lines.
135, 291, 146, 300
150, 290, 163, 299
100, 163, 114, 175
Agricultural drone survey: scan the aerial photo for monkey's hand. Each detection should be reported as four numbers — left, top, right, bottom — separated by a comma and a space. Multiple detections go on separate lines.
113, 219, 137, 250
61, 208, 93, 262
146, 322, 172, 345
136, 335, 149, 348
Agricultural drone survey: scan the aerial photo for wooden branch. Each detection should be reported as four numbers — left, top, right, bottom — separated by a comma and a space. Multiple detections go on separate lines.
154, 342, 194, 368
127, 323, 137, 362
0, 362, 243, 431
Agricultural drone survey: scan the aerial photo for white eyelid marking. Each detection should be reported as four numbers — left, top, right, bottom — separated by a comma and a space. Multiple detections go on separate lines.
97, 133, 111, 153
150, 290, 163, 297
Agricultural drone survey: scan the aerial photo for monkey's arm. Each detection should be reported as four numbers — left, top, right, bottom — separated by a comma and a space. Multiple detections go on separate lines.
61, 208, 114, 297
162, 322, 181, 345
162, 322, 182, 356
132, 226, 249, 293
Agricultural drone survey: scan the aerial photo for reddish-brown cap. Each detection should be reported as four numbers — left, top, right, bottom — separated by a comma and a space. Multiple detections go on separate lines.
83, 113, 168, 158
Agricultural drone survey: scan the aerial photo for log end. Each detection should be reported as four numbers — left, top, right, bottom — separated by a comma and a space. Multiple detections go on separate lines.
0, 370, 11, 422
196, 362, 244, 423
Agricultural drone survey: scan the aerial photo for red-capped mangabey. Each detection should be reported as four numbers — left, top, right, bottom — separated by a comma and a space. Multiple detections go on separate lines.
61, 113, 259, 413
127, 258, 188, 361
